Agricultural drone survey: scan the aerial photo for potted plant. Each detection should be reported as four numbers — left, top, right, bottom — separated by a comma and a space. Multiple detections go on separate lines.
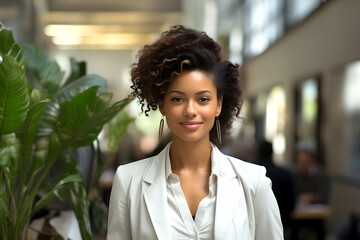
0, 23, 132, 239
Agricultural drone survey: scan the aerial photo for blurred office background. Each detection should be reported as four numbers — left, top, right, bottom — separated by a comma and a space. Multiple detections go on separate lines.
1, 0, 359, 239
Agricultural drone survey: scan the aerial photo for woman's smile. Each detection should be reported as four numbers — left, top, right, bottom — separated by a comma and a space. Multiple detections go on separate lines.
180, 121, 203, 130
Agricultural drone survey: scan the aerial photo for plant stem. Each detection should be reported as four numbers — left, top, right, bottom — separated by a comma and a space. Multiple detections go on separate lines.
91, 154, 110, 190
0, 167, 8, 239
17, 154, 30, 206
3, 169, 16, 217
0, 167, 2, 195
26, 145, 60, 221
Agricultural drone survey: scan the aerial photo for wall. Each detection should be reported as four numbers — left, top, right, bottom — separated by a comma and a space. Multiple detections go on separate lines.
49, 48, 135, 102
243, 0, 360, 232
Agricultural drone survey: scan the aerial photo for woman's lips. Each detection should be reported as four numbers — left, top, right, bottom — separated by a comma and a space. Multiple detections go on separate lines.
180, 122, 202, 130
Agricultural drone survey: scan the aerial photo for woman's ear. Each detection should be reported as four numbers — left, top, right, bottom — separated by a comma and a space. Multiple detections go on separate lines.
216, 96, 223, 117
159, 101, 165, 115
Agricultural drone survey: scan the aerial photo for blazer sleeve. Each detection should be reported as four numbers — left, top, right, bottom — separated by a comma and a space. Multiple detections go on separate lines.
254, 167, 284, 240
107, 167, 132, 240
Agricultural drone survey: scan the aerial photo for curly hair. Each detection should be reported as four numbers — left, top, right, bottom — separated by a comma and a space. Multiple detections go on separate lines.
130, 25, 242, 145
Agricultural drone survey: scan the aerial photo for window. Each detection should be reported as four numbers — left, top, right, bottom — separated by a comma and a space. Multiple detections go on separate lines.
343, 61, 360, 180
295, 78, 323, 164
286, 0, 323, 27
265, 86, 286, 163
297, 79, 318, 142
241, 0, 326, 59
243, 0, 284, 58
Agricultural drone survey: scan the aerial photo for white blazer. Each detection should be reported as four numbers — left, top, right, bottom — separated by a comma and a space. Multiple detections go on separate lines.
107, 143, 283, 240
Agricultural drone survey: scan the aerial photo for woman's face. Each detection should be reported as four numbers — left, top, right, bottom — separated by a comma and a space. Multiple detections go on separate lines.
160, 70, 222, 143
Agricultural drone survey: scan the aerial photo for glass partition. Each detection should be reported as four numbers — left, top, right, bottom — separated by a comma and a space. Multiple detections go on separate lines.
343, 61, 360, 180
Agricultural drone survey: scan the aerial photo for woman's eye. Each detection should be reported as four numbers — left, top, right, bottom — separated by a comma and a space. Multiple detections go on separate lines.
171, 97, 182, 102
199, 97, 210, 103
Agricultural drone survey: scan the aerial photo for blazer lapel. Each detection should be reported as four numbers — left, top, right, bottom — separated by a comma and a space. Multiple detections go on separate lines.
213, 147, 243, 239
143, 144, 171, 240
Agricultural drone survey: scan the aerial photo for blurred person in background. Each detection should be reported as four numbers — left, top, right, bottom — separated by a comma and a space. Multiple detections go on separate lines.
107, 25, 283, 239
255, 139, 295, 239
292, 145, 331, 240
294, 148, 330, 205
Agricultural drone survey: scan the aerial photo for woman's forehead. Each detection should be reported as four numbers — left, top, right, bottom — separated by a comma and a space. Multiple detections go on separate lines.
167, 70, 216, 91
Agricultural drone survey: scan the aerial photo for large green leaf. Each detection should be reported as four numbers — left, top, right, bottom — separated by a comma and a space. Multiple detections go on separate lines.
52, 86, 130, 150
0, 23, 23, 66
18, 99, 49, 161
38, 74, 108, 138
60, 155, 92, 240
33, 74, 108, 168
22, 44, 64, 94
15, 99, 49, 191
107, 111, 135, 154
0, 54, 29, 135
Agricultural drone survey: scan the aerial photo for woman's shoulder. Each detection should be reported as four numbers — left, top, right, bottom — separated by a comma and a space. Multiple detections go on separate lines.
116, 157, 154, 177
114, 143, 170, 186
223, 154, 268, 189
227, 155, 265, 173
111, 157, 156, 192
213, 145, 266, 180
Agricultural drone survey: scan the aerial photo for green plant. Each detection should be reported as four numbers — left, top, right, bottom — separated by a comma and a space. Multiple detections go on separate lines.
90, 110, 135, 234
0, 23, 131, 239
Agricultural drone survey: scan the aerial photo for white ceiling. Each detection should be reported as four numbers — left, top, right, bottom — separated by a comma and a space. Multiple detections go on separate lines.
35, 0, 183, 50
46, 0, 181, 12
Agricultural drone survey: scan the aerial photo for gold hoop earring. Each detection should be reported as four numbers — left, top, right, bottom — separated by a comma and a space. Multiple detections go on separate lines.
216, 117, 221, 144
158, 115, 164, 142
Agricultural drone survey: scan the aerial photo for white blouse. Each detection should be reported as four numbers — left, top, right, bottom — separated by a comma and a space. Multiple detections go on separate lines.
165, 147, 218, 240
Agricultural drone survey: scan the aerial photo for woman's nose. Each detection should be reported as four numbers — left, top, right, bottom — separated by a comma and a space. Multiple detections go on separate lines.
184, 100, 197, 117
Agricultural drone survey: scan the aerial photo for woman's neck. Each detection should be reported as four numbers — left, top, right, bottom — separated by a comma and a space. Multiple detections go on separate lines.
169, 136, 212, 173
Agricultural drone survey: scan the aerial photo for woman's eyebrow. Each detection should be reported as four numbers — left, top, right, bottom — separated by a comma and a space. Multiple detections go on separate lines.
168, 90, 185, 95
168, 90, 213, 95
196, 90, 213, 95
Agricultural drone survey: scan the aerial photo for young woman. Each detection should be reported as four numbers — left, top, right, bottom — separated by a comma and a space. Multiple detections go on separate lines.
107, 25, 283, 240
